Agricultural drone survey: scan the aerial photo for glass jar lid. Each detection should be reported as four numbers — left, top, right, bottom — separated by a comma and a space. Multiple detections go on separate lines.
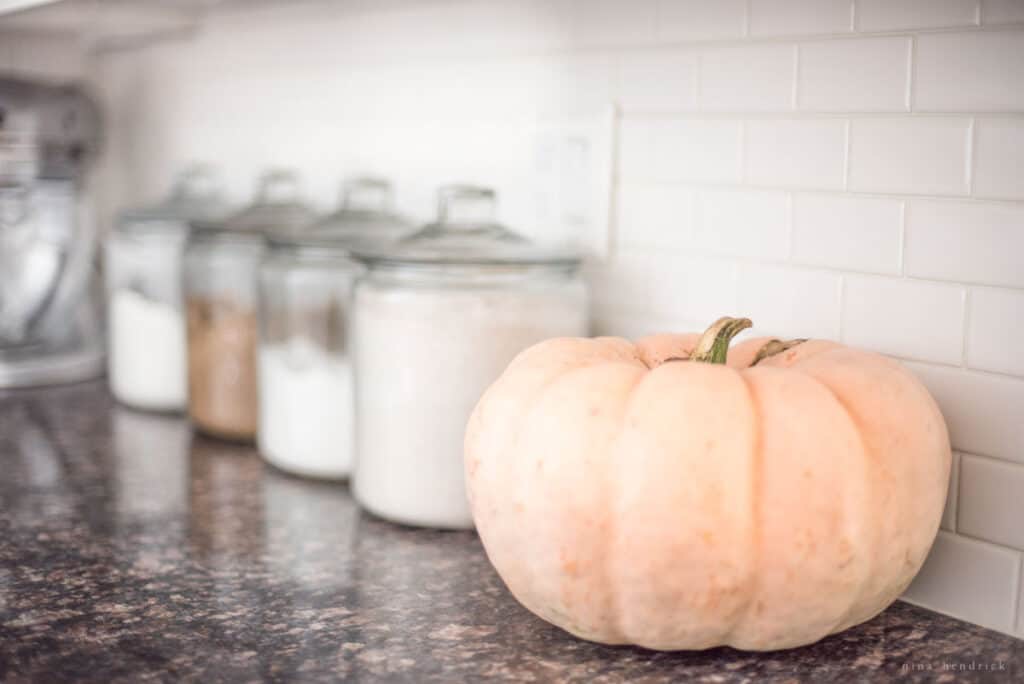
351, 185, 580, 268
224, 168, 318, 234
267, 177, 410, 252
119, 165, 226, 230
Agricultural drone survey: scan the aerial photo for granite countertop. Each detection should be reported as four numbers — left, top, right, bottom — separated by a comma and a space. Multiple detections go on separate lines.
1, 381, 1021, 683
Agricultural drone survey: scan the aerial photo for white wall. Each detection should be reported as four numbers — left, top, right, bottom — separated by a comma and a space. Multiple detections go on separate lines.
9, 0, 1024, 637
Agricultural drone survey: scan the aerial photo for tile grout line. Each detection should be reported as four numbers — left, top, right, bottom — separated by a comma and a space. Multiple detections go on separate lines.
617, 175, 1024, 204
842, 119, 851, 191
791, 44, 800, 111
962, 287, 972, 368
951, 451, 961, 534
836, 274, 846, 341
966, 117, 977, 197
898, 200, 907, 276
905, 35, 914, 111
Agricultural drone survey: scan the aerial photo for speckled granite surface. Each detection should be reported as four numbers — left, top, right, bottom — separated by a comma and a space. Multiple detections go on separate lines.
0, 381, 1021, 683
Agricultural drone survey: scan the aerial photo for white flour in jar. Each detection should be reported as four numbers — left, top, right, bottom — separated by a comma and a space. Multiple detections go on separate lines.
352, 282, 588, 529
108, 289, 187, 411
258, 337, 353, 479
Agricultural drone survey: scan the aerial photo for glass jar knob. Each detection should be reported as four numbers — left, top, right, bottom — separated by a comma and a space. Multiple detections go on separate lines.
342, 177, 392, 212
437, 184, 496, 226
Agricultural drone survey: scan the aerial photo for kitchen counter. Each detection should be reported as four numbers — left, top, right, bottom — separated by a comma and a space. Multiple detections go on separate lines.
1, 381, 1021, 683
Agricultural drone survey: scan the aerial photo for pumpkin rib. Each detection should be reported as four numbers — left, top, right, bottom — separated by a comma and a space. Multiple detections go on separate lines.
725, 369, 764, 646
604, 363, 658, 645
781, 355, 878, 637
501, 356, 646, 642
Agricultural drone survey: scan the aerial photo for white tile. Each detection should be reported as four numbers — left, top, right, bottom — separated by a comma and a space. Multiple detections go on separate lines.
959, 454, 1024, 550
658, 255, 740, 324
749, 0, 853, 36
744, 119, 847, 189
656, 0, 747, 41
695, 188, 790, 260
848, 118, 970, 196
620, 118, 743, 184
737, 264, 842, 339
593, 307, 695, 340
974, 119, 1024, 200
574, 0, 657, 46
699, 44, 796, 112
904, 200, 1024, 289
539, 54, 614, 117
906, 361, 1024, 464
616, 184, 697, 250
916, 31, 1024, 111
982, 0, 1024, 23
942, 452, 961, 531
857, 0, 980, 31
902, 531, 1020, 634
798, 37, 910, 112
967, 287, 1024, 377
843, 276, 965, 364
601, 249, 739, 325
791, 194, 902, 274
595, 250, 662, 313
615, 49, 697, 112
618, 118, 658, 182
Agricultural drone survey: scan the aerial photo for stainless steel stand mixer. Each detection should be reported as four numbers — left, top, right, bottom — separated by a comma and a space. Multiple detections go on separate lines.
0, 75, 104, 387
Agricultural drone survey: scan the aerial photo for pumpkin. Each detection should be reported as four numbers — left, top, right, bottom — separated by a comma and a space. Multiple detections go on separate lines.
464, 317, 950, 651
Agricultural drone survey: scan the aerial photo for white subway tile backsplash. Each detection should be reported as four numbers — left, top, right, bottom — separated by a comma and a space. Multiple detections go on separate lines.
906, 362, 1024, 464
974, 118, 1024, 199
745, 119, 847, 189
791, 194, 902, 274
942, 452, 961, 531
903, 531, 1020, 634
749, 0, 853, 36
655, 0, 747, 42
619, 118, 743, 183
616, 184, 697, 250
695, 188, 790, 260
959, 454, 1024, 550
904, 200, 1024, 289
615, 49, 697, 112
737, 264, 841, 338
848, 118, 970, 196
916, 31, 1024, 112
798, 37, 909, 112
857, 0, 980, 31
699, 44, 796, 112
982, 0, 1024, 24
843, 276, 965, 364
967, 287, 1024, 376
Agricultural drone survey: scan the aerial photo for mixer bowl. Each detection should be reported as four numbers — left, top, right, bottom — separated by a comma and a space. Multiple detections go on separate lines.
0, 180, 94, 347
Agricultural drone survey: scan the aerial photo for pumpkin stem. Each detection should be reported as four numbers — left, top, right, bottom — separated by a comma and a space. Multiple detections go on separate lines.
690, 317, 752, 364
750, 338, 807, 366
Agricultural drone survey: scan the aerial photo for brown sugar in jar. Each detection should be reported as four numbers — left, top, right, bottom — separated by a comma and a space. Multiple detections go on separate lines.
186, 297, 259, 441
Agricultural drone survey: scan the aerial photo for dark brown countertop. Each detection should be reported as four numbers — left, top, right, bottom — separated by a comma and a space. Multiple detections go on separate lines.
1, 380, 1021, 682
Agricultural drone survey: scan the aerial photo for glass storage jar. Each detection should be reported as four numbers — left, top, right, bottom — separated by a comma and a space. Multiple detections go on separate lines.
350, 185, 589, 529
104, 167, 224, 411
184, 169, 316, 441
257, 178, 409, 479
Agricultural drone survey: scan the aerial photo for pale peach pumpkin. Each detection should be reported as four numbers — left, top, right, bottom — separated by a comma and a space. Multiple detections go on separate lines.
464, 317, 950, 651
